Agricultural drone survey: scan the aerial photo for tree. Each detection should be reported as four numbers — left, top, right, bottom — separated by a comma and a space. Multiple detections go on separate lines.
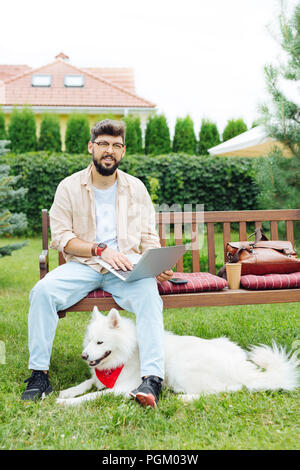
0, 108, 7, 140
172, 115, 196, 154
65, 114, 90, 153
8, 108, 37, 153
0, 164, 28, 257
123, 116, 139, 154
222, 118, 247, 142
259, 2, 300, 159
38, 114, 62, 152
145, 114, 171, 155
198, 119, 221, 155
255, 1, 300, 240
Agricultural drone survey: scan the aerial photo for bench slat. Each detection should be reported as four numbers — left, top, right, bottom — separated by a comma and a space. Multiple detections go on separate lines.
174, 221, 183, 271
286, 220, 295, 247
270, 221, 279, 240
191, 221, 200, 272
207, 223, 216, 274
223, 222, 231, 262
239, 221, 247, 241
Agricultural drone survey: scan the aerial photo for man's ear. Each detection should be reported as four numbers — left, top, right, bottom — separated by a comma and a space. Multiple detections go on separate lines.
88, 140, 93, 155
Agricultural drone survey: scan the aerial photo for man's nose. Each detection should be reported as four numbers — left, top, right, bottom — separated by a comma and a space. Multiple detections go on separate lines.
81, 352, 88, 360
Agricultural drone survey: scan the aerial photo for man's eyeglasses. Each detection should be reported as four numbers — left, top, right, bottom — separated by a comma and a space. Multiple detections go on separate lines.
93, 140, 124, 150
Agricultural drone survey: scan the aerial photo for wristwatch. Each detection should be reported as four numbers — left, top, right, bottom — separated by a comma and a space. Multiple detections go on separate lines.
91, 242, 107, 257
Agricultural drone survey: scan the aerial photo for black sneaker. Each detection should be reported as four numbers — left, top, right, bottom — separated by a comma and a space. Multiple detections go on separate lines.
129, 376, 163, 409
21, 370, 53, 401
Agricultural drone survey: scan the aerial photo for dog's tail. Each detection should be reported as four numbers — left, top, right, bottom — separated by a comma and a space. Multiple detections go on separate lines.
244, 341, 299, 392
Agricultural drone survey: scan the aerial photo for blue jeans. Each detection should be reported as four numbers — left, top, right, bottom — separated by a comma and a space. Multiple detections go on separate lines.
28, 261, 164, 379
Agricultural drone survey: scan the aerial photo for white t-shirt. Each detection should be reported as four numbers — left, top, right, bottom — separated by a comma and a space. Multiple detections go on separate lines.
93, 181, 119, 251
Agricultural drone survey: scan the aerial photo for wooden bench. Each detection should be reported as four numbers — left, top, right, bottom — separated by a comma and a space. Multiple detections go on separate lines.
39, 208, 300, 318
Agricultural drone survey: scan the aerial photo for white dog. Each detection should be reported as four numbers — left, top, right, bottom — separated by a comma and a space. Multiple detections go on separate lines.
57, 307, 299, 407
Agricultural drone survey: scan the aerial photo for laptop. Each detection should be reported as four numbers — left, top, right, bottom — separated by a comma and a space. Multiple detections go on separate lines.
95, 245, 188, 282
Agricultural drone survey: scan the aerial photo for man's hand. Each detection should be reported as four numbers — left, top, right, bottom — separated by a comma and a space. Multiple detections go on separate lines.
156, 269, 173, 283
101, 248, 133, 271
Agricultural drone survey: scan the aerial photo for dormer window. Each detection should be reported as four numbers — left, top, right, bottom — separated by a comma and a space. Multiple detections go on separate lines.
32, 74, 52, 87
64, 74, 84, 87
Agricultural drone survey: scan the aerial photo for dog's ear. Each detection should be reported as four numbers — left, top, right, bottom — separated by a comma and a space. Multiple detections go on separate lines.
92, 306, 103, 321
107, 308, 121, 329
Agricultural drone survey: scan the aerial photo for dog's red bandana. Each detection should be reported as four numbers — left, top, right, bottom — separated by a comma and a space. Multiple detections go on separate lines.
95, 365, 124, 389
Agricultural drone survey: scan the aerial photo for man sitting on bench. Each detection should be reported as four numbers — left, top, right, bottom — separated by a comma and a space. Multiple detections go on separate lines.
21, 119, 173, 409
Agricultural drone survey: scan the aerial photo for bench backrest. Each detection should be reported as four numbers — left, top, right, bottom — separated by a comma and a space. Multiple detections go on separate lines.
42, 209, 300, 275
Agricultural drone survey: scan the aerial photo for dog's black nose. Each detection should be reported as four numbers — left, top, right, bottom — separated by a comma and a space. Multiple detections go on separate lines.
81, 353, 88, 360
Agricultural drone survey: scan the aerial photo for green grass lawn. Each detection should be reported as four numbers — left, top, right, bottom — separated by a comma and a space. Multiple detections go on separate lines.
0, 236, 299, 450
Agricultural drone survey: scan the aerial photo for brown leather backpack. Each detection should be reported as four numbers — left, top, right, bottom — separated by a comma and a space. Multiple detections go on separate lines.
218, 228, 300, 278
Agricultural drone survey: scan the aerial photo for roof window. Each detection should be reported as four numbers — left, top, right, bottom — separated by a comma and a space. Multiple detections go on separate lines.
32, 74, 52, 87
64, 74, 84, 87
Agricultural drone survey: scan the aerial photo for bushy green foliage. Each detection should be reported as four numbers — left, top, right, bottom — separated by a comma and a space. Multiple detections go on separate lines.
65, 114, 90, 153
222, 118, 247, 142
172, 115, 196, 154
0, 164, 28, 256
123, 116, 143, 154
259, 2, 299, 159
8, 108, 37, 153
1, 152, 258, 234
38, 114, 62, 152
0, 108, 7, 140
198, 119, 221, 155
145, 114, 171, 155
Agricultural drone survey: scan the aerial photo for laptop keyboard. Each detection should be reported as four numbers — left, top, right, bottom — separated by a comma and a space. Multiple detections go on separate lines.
113, 268, 134, 279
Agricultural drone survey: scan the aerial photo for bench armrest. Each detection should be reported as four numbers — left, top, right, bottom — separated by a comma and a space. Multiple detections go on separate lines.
39, 249, 49, 279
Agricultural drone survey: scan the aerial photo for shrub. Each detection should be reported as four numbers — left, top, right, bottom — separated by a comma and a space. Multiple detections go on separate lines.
0, 108, 7, 140
123, 116, 138, 154
1, 152, 258, 234
0, 164, 28, 257
38, 114, 62, 152
172, 116, 196, 155
198, 119, 221, 155
8, 108, 37, 153
145, 114, 171, 155
222, 118, 247, 142
65, 114, 90, 153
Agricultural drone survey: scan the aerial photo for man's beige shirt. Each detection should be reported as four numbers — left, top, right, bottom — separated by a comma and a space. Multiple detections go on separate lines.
49, 164, 160, 273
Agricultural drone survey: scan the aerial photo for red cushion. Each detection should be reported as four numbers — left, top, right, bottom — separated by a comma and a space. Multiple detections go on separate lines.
240, 272, 300, 290
157, 272, 227, 294
87, 272, 227, 298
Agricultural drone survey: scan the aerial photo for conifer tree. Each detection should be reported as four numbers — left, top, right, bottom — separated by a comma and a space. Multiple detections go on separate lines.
0, 108, 7, 140
222, 118, 247, 142
123, 116, 138, 154
256, 1, 300, 219
8, 108, 37, 153
172, 115, 196, 154
38, 114, 62, 152
0, 164, 28, 257
145, 114, 171, 155
65, 114, 90, 153
198, 119, 220, 155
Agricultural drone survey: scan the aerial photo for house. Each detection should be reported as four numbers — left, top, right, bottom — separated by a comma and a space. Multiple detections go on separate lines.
208, 125, 292, 157
0, 53, 156, 148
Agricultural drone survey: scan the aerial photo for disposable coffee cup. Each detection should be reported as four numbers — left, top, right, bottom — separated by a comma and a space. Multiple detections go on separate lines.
226, 263, 241, 289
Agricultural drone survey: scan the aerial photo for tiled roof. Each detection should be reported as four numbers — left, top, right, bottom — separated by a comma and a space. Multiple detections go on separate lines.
0, 59, 155, 109
83, 68, 136, 94
0, 65, 32, 81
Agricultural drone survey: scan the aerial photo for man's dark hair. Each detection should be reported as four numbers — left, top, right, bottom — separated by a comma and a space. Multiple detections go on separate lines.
91, 119, 126, 143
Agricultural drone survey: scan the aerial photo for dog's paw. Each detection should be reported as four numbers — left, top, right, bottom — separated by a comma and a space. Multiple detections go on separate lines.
58, 389, 77, 399
56, 397, 78, 406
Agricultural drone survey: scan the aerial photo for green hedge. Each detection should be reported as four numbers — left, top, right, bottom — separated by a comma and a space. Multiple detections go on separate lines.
1, 152, 259, 234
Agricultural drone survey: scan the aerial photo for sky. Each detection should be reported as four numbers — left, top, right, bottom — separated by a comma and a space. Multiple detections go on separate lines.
1, 0, 298, 138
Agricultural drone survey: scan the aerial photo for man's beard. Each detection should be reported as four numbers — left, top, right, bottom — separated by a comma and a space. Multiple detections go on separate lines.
92, 154, 120, 176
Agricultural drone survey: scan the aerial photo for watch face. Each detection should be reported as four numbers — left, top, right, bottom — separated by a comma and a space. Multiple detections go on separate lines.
98, 243, 107, 249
